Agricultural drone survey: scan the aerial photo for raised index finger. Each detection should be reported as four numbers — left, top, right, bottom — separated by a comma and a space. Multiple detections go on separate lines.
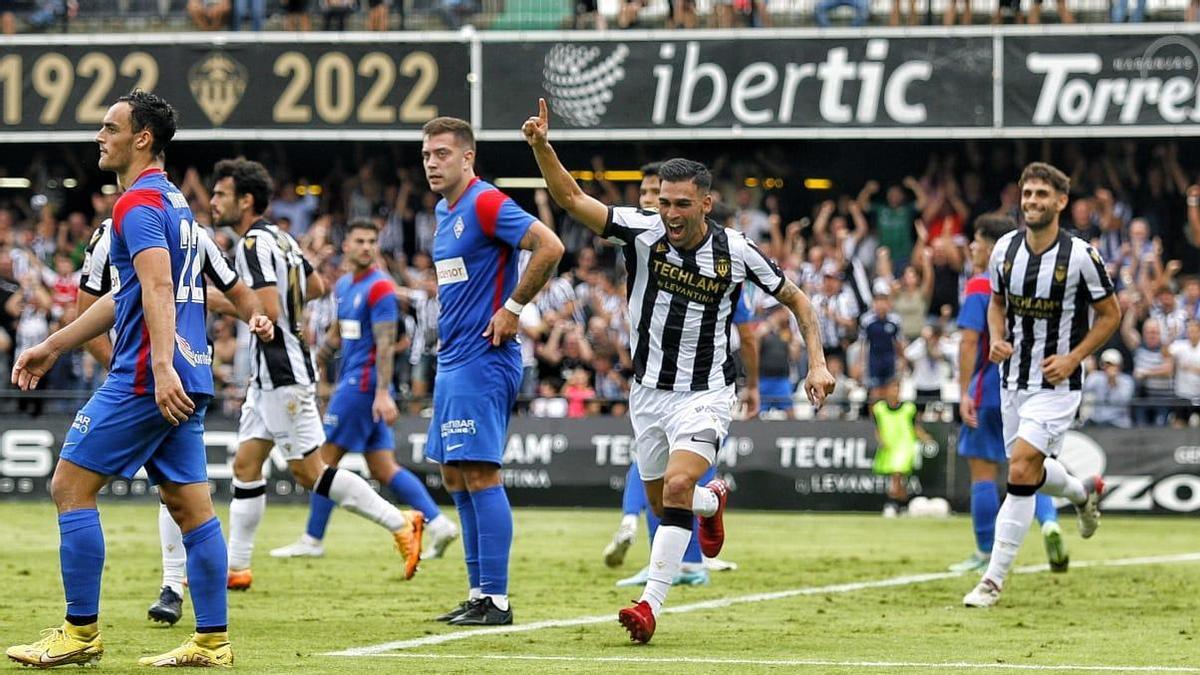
538, 97, 548, 122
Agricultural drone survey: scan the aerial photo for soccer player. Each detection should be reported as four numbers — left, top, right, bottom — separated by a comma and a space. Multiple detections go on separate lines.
270, 221, 459, 561
422, 116, 564, 626
951, 214, 1068, 575
604, 162, 749, 585
6, 90, 273, 668
78, 214, 272, 626
524, 99, 834, 644
871, 378, 933, 517
209, 158, 424, 590
963, 162, 1119, 608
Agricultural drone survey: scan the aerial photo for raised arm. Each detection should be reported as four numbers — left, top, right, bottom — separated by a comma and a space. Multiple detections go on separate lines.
523, 98, 610, 235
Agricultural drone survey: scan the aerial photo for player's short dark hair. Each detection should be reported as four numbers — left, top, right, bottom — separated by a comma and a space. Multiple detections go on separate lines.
658, 158, 712, 193
1019, 162, 1071, 195
116, 89, 177, 157
640, 161, 662, 178
347, 220, 379, 235
422, 117, 475, 150
974, 213, 1017, 244
213, 158, 274, 216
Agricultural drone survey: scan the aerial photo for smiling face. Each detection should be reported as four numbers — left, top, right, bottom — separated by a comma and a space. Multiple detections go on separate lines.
1021, 177, 1068, 231
422, 132, 474, 198
658, 179, 712, 249
95, 102, 148, 175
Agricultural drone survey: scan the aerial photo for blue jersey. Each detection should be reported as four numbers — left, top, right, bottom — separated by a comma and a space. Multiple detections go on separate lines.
334, 266, 398, 392
432, 177, 536, 371
107, 168, 213, 396
958, 273, 999, 408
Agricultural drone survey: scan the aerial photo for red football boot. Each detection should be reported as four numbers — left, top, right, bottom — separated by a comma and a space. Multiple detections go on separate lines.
618, 600, 656, 644
698, 479, 729, 558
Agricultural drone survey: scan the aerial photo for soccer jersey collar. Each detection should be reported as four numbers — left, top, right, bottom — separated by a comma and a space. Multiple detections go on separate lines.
448, 177, 481, 210
353, 265, 378, 283
132, 167, 164, 185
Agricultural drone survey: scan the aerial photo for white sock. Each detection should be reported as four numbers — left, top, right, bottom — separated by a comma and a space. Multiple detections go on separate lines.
620, 514, 639, 532
1041, 458, 1087, 505
158, 502, 186, 595
692, 486, 719, 517
639, 525, 691, 616
982, 493, 1035, 587
228, 478, 267, 570
468, 587, 482, 600
323, 468, 407, 532
680, 561, 704, 573
485, 594, 509, 611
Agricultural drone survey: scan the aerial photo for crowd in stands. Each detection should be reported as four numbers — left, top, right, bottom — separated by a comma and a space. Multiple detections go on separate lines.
0, 140, 1198, 426
2, 0, 1199, 34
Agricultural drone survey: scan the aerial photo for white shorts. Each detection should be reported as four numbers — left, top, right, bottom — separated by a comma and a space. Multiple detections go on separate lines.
238, 384, 326, 461
629, 382, 735, 481
1000, 388, 1082, 458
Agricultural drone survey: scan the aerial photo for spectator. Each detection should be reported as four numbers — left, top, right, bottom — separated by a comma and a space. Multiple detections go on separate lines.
563, 368, 595, 418
617, 0, 643, 28
904, 324, 952, 414
858, 287, 905, 401
814, 0, 868, 26
757, 308, 798, 417
270, 180, 320, 237
573, 0, 606, 28
858, 177, 925, 268
530, 379, 567, 418
188, 0, 231, 29
667, 0, 697, 27
1, 0, 14, 34
1127, 318, 1173, 426
811, 266, 857, 364
232, 0, 265, 30
733, 188, 770, 242
1169, 319, 1200, 426
1083, 350, 1135, 428
321, 0, 354, 31
282, 0, 312, 29
894, 265, 931, 340
365, 0, 388, 30
1151, 286, 1188, 344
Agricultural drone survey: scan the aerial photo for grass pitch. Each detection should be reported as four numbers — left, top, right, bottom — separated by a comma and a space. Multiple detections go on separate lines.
1, 502, 1198, 673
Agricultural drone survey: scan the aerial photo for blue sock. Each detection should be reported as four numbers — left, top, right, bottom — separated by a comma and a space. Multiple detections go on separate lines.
622, 463, 645, 516
1034, 492, 1059, 525
182, 517, 228, 631
450, 491, 480, 590
645, 508, 660, 549
59, 509, 104, 623
305, 494, 335, 540
388, 469, 441, 522
970, 480, 1000, 554
469, 485, 512, 596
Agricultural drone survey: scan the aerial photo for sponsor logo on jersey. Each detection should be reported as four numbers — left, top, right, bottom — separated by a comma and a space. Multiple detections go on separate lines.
175, 334, 213, 367
340, 319, 362, 340
435, 257, 470, 286
71, 413, 91, 435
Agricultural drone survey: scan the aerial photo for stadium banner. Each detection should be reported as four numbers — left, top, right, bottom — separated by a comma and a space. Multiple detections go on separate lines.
0, 38, 471, 137
1, 416, 1194, 512
478, 36, 994, 134
1003, 33, 1200, 131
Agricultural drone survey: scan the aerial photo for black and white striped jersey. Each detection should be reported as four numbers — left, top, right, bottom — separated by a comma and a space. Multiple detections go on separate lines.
605, 207, 787, 392
989, 228, 1115, 391
80, 218, 238, 298
234, 219, 316, 390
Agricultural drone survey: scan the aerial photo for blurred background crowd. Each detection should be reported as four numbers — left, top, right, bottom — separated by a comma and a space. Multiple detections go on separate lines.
2, 0, 1200, 35
1, 139, 1198, 426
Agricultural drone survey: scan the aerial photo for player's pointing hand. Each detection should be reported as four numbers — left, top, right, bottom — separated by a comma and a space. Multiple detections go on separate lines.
522, 98, 549, 147
803, 364, 836, 411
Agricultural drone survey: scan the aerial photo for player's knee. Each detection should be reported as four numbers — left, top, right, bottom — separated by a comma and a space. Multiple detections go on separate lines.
290, 461, 322, 489
232, 454, 264, 483
1007, 456, 1041, 486
662, 473, 697, 507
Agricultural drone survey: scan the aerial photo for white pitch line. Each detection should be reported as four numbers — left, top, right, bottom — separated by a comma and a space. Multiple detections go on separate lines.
348, 652, 1200, 672
322, 551, 1200, 657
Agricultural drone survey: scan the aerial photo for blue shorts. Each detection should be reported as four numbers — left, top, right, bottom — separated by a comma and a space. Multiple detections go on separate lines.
323, 386, 394, 453
60, 384, 212, 485
760, 376, 793, 411
867, 363, 897, 389
425, 359, 520, 466
958, 406, 1005, 463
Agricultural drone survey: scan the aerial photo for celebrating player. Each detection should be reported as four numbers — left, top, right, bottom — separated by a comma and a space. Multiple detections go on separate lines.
422, 116, 564, 626
524, 98, 834, 644
963, 162, 1119, 608
210, 158, 424, 590
951, 214, 1069, 575
7, 90, 273, 668
270, 221, 459, 561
